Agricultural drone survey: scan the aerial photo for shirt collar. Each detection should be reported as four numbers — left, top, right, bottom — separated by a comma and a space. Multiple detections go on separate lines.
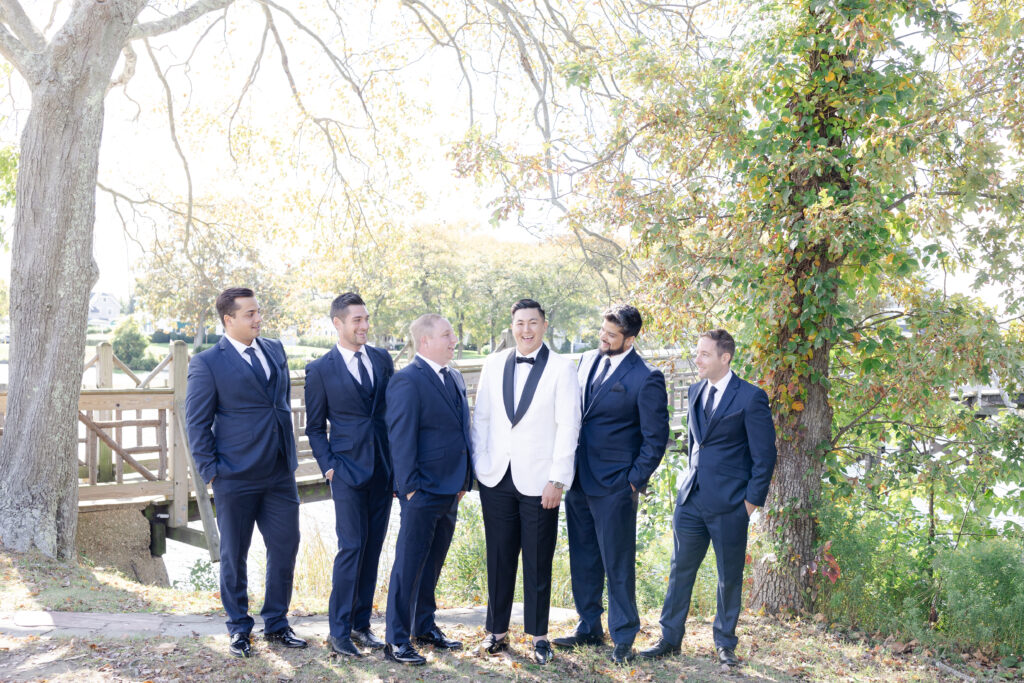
515, 344, 544, 360
226, 334, 259, 356
416, 353, 446, 375
602, 346, 634, 373
336, 343, 365, 364
707, 370, 733, 395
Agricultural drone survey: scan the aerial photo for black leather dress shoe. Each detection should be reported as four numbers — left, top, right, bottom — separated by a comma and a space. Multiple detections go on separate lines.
551, 628, 605, 649
414, 626, 462, 651
384, 642, 427, 665
229, 632, 252, 658
264, 626, 308, 649
327, 635, 363, 657
351, 628, 385, 649
717, 646, 739, 667
638, 638, 681, 659
479, 633, 509, 655
610, 642, 636, 665
533, 639, 554, 665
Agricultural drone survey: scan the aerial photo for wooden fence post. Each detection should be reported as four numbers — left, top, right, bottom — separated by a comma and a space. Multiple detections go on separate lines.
96, 341, 114, 482
169, 341, 189, 527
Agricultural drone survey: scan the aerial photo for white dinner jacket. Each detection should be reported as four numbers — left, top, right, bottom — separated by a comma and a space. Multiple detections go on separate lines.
471, 345, 581, 495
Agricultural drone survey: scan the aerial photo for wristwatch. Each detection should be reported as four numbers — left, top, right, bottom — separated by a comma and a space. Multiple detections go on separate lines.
549, 481, 565, 490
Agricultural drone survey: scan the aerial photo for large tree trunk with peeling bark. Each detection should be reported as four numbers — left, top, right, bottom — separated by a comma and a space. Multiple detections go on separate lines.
0, 0, 145, 558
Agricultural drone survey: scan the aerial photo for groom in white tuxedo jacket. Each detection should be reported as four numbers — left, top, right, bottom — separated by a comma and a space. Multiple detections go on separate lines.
471, 299, 581, 665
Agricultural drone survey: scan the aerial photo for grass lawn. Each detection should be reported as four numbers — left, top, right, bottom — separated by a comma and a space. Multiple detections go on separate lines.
1, 549, 1012, 682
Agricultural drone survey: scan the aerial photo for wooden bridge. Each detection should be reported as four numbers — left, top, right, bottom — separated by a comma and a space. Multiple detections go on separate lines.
0, 341, 697, 564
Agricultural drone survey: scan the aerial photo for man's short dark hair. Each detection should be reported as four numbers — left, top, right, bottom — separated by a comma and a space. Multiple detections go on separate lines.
216, 287, 255, 325
330, 292, 366, 320
511, 298, 545, 320
701, 328, 736, 360
603, 304, 643, 338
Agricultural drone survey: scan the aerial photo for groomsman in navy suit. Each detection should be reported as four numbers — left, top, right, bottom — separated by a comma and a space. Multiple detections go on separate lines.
553, 305, 670, 664
384, 314, 473, 665
304, 293, 394, 657
639, 329, 777, 667
186, 287, 307, 658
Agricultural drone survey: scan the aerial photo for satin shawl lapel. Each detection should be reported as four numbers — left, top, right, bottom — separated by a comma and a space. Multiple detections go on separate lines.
585, 350, 637, 417
577, 351, 599, 413
703, 373, 741, 439
502, 351, 516, 424
219, 337, 270, 400
414, 357, 461, 420
688, 379, 707, 444
510, 344, 549, 426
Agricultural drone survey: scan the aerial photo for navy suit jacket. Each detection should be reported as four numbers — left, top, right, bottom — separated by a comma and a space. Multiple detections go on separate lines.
575, 349, 670, 496
386, 356, 473, 497
683, 374, 777, 513
304, 345, 394, 488
185, 336, 297, 484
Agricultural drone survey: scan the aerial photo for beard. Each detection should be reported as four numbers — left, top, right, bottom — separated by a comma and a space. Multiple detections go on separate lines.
601, 339, 628, 356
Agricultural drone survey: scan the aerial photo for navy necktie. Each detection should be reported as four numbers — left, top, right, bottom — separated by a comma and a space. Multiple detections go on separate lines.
704, 385, 717, 422
440, 367, 460, 406
244, 347, 268, 386
591, 357, 611, 393
354, 350, 374, 392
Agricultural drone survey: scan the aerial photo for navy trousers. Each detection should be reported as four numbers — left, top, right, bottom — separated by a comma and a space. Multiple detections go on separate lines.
659, 485, 750, 649
212, 460, 300, 636
479, 467, 559, 636
565, 484, 640, 645
385, 490, 459, 645
327, 461, 393, 638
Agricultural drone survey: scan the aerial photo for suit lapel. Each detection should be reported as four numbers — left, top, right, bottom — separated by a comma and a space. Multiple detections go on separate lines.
586, 350, 637, 415
511, 344, 548, 426
330, 346, 370, 413
220, 337, 270, 399
366, 347, 385, 413
502, 350, 516, 424
578, 351, 598, 415
253, 337, 279, 402
415, 357, 461, 420
703, 373, 740, 439
689, 379, 706, 444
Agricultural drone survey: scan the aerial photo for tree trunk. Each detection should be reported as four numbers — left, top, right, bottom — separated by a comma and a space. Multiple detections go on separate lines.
0, 0, 146, 558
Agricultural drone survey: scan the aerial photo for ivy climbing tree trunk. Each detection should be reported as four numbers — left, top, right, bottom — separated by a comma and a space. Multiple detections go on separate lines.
0, 0, 146, 558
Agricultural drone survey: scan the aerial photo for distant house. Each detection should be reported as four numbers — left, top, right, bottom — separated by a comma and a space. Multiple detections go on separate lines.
88, 292, 121, 325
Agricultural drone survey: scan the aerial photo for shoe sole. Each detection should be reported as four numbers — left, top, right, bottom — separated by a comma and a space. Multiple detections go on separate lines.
384, 656, 427, 666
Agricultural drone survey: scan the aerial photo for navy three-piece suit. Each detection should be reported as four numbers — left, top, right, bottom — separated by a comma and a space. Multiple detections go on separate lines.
186, 335, 300, 636
566, 349, 670, 645
385, 356, 473, 645
658, 373, 777, 650
304, 344, 394, 640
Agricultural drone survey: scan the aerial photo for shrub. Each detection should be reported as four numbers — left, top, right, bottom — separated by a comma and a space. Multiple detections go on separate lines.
112, 319, 148, 369
931, 539, 1024, 655
150, 330, 171, 344
298, 336, 336, 349
131, 352, 161, 373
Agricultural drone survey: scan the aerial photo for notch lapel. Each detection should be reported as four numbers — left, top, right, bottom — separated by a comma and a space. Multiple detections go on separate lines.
585, 350, 636, 416
703, 374, 741, 439
220, 337, 270, 399
511, 344, 548, 426
415, 357, 461, 420
367, 347, 386, 413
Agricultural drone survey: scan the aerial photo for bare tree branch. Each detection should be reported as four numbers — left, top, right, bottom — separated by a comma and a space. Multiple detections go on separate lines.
0, 20, 40, 80
0, 0, 45, 53
130, 0, 234, 40
107, 43, 138, 93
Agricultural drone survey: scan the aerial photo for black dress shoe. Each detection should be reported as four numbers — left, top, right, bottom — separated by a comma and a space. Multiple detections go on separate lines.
551, 628, 604, 649
533, 639, 554, 665
351, 628, 385, 649
717, 646, 740, 667
479, 633, 509, 655
414, 626, 462, 651
610, 642, 636, 665
229, 632, 252, 658
384, 642, 427, 665
638, 638, 681, 659
327, 635, 363, 657
264, 626, 308, 649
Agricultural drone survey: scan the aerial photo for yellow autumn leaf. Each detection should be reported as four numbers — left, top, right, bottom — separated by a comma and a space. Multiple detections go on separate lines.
792, 401, 805, 411
825, 71, 836, 82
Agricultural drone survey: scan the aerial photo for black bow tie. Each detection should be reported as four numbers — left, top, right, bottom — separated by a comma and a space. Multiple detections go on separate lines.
516, 356, 535, 365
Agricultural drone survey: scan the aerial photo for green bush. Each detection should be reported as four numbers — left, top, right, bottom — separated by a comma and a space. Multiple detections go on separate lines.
437, 497, 489, 605
931, 539, 1024, 655
112, 319, 148, 369
131, 352, 162, 373
150, 330, 171, 344
298, 336, 336, 349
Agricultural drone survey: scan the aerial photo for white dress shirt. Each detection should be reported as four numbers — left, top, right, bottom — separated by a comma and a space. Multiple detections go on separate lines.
225, 334, 270, 378
337, 343, 374, 386
416, 353, 448, 383
701, 370, 733, 416
513, 346, 542, 410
